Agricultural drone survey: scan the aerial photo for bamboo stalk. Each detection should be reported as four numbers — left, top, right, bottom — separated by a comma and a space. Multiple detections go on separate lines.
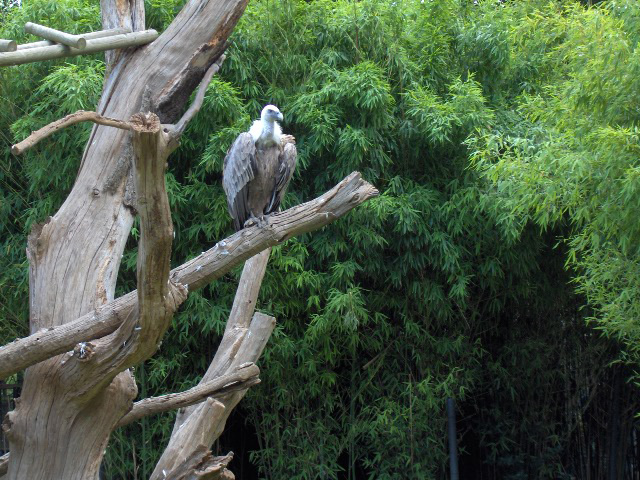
25, 22, 87, 49
17, 27, 132, 51
0, 30, 158, 67
0, 40, 17, 52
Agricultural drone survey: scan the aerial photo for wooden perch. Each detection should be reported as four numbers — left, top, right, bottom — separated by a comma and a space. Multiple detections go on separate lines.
0, 172, 378, 379
12, 110, 134, 155
0, 29, 158, 67
0, 40, 16, 52
24, 22, 87, 49
116, 363, 260, 427
18, 27, 131, 51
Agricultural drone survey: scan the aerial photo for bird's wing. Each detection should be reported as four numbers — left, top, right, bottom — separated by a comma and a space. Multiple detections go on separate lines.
267, 139, 297, 213
223, 132, 257, 231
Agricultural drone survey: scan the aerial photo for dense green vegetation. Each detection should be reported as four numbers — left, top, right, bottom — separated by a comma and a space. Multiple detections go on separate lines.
1, 0, 639, 478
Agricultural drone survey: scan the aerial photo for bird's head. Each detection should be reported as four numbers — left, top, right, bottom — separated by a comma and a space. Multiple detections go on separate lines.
261, 104, 283, 123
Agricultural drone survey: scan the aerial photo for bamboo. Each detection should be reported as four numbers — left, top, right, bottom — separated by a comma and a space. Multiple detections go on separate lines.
0, 30, 158, 67
17, 27, 132, 51
0, 40, 17, 52
24, 22, 87, 49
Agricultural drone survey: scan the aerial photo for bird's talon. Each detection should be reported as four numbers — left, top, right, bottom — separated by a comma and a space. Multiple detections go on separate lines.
243, 217, 258, 228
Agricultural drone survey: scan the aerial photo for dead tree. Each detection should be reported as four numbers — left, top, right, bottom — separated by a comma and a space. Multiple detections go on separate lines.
0, 1, 378, 478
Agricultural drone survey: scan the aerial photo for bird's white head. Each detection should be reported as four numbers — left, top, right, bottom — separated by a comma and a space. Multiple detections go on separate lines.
261, 104, 283, 123
250, 104, 284, 146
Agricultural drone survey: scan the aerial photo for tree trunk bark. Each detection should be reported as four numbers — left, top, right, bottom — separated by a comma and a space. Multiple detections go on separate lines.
4, 0, 248, 477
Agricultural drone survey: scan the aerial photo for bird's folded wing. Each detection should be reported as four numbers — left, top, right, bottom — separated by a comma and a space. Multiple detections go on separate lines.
223, 132, 257, 230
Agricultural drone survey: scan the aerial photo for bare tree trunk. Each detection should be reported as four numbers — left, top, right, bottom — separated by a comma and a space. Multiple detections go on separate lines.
1, 1, 379, 478
4, 1, 247, 478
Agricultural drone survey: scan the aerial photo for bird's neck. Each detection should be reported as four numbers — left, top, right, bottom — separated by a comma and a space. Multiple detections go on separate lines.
256, 119, 280, 148
261, 120, 275, 139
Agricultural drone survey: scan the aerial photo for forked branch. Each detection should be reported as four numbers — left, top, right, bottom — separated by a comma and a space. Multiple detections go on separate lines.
0, 172, 378, 380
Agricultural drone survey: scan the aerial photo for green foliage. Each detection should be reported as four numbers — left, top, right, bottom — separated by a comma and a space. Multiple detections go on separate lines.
468, 0, 640, 372
1, 0, 639, 479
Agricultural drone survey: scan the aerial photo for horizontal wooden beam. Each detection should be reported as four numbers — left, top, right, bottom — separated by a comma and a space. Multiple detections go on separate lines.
0, 40, 16, 52
18, 27, 132, 51
25, 22, 87, 49
0, 29, 158, 67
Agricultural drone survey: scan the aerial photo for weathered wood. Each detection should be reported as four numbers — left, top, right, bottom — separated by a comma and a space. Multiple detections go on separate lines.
17, 27, 131, 50
100, 0, 145, 69
0, 30, 158, 67
0, 172, 378, 380
116, 364, 260, 427
0, 452, 8, 476
157, 252, 272, 474
4, 0, 251, 476
12, 110, 133, 155
153, 312, 276, 480
24, 22, 87, 49
0, 40, 16, 52
164, 447, 234, 480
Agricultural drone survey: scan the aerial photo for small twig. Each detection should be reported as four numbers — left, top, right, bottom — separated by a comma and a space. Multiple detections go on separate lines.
171, 54, 226, 136
12, 110, 133, 155
116, 364, 260, 427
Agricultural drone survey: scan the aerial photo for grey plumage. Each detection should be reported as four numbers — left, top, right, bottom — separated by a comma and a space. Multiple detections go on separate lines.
222, 108, 297, 231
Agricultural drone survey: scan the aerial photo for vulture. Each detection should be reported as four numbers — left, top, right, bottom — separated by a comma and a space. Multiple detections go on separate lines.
223, 105, 297, 231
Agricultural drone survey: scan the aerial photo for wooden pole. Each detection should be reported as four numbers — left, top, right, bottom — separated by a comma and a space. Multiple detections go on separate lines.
24, 22, 87, 49
0, 30, 158, 67
17, 27, 132, 51
0, 40, 16, 52
447, 397, 460, 480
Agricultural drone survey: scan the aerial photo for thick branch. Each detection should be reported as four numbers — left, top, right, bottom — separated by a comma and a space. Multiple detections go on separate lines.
156, 252, 272, 478
12, 110, 133, 155
152, 313, 275, 480
127, 112, 176, 357
0, 173, 378, 379
116, 363, 259, 427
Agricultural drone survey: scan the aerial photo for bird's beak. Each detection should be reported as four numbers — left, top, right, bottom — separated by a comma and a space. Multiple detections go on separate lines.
277, 112, 283, 122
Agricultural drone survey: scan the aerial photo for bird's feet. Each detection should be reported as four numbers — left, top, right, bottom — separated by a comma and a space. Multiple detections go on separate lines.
243, 217, 258, 228
243, 215, 269, 229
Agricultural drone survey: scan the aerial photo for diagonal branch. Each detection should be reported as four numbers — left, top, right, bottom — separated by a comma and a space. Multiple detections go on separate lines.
0, 172, 378, 379
170, 54, 226, 137
116, 363, 260, 428
11, 110, 134, 155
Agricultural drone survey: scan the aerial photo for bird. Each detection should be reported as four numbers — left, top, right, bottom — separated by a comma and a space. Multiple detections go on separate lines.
223, 104, 297, 231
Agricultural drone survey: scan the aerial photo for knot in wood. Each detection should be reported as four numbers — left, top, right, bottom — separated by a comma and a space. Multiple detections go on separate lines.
130, 112, 160, 132
73, 341, 95, 361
